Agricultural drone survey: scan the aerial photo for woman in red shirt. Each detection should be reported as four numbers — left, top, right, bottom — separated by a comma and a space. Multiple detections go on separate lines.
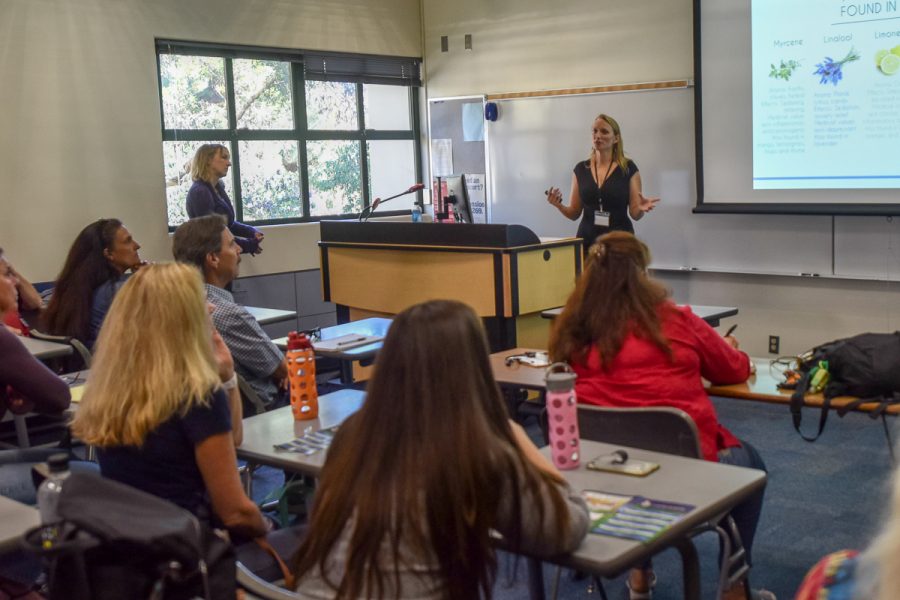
549, 232, 771, 600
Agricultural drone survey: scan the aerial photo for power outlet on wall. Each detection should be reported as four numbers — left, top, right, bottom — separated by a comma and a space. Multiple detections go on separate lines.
768, 335, 780, 354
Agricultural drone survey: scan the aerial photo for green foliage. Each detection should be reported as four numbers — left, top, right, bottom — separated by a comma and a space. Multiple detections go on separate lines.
161, 57, 381, 225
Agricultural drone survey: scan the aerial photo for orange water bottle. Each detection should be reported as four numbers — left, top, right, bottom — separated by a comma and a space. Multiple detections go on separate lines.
286, 332, 318, 420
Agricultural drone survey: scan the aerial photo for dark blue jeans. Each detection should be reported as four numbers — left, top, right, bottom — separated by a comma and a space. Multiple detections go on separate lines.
717, 440, 768, 565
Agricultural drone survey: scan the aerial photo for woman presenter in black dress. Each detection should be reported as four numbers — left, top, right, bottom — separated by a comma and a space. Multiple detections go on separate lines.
546, 114, 659, 253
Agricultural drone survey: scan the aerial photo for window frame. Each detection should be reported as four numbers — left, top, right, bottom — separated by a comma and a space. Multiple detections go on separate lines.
156, 40, 423, 229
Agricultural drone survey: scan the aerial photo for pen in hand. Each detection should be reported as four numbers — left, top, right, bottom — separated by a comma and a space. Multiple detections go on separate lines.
724, 324, 738, 337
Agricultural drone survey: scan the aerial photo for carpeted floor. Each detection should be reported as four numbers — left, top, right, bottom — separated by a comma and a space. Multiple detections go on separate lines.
251, 395, 896, 599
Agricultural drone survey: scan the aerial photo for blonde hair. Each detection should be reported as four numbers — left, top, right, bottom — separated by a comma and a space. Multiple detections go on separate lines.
190, 143, 229, 185
72, 263, 220, 447
589, 114, 629, 173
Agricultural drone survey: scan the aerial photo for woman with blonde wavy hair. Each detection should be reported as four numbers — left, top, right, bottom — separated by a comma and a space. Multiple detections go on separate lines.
71, 262, 266, 538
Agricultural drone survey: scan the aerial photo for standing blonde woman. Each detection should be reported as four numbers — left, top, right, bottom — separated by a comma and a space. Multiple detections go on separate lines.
546, 114, 659, 253
71, 263, 266, 537
186, 143, 264, 255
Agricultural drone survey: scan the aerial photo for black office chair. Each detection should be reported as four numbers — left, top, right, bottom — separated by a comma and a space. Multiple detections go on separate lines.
544, 405, 752, 600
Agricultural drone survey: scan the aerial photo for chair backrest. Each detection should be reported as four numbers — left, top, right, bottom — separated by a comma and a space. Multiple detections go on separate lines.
574, 405, 704, 459
28, 328, 93, 371
237, 373, 268, 415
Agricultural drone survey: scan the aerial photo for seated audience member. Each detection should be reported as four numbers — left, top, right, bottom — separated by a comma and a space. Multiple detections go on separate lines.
41, 218, 145, 349
0, 249, 43, 336
172, 215, 286, 408
72, 263, 262, 533
293, 300, 590, 598
0, 258, 71, 503
71, 263, 299, 580
549, 232, 771, 600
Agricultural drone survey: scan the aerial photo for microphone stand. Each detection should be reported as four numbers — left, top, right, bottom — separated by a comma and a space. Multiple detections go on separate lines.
358, 184, 424, 222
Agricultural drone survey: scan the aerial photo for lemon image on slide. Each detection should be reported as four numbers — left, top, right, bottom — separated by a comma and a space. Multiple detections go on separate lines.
876, 49, 889, 65
880, 52, 900, 75
893, 45, 900, 56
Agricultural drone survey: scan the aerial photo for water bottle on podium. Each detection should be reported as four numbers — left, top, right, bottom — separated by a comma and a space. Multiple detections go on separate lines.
287, 332, 318, 420
545, 363, 580, 470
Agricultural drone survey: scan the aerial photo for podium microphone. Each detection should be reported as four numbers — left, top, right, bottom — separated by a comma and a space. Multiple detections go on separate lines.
360, 183, 425, 222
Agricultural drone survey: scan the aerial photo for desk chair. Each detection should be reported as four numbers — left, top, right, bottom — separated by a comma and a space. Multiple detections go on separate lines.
549, 406, 751, 600
28, 329, 92, 370
237, 562, 300, 600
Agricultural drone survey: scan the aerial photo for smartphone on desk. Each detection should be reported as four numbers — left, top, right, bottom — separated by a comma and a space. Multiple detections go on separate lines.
587, 453, 660, 477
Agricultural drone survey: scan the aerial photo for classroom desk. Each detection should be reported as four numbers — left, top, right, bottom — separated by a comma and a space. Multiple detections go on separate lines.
707, 358, 900, 415
273, 317, 392, 383
236, 388, 366, 475
0, 496, 39, 555
244, 306, 298, 326
540, 305, 739, 328
240, 400, 764, 600
530, 440, 766, 600
491, 348, 550, 391
20, 336, 73, 360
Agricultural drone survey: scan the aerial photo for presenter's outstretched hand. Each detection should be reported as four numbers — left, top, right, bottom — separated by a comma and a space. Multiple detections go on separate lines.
546, 187, 563, 208
637, 194, 660, 213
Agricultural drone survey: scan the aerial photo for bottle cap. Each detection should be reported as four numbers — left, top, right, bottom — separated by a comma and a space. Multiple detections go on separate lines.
545, 362, 577, 391
47, 453, 70, 473
286, 331, 312, 350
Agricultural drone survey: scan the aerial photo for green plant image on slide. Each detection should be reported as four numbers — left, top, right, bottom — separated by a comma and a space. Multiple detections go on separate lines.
769, 59, 801, 81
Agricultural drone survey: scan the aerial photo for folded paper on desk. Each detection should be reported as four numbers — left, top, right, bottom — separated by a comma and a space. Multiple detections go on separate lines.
273, 427, 338, 455
583, 490, 694, 542
314, 334, 383, 352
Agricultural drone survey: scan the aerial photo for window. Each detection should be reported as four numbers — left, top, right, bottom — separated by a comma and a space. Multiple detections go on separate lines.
157, 41, 422, 228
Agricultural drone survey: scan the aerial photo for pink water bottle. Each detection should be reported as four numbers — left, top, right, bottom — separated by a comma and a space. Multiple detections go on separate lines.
545, 363, 580, 470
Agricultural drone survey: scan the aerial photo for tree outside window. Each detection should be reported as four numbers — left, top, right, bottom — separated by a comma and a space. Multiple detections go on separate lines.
157, 43, 421, 228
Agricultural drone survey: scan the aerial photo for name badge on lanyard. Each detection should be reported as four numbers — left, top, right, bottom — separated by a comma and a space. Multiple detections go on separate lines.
593, 210, 610, 227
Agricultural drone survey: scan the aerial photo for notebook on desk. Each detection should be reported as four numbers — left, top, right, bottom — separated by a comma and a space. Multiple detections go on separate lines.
313, 334, 383, 352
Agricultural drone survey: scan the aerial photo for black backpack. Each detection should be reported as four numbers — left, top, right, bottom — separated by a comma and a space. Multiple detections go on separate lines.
22, 473, 235, 600
790, 332, 900, 441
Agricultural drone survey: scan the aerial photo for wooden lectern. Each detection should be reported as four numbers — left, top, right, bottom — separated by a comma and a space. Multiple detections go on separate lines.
319, 221, 582, 351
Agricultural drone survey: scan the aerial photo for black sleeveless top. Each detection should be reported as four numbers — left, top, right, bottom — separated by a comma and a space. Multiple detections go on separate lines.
573, 158, 638, 249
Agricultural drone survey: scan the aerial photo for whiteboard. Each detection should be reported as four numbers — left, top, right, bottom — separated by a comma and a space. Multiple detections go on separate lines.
485, 88, 834, 275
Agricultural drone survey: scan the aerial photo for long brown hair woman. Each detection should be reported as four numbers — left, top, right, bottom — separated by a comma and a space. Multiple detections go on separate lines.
549, 232, 771, 600
293, 300, 589, 600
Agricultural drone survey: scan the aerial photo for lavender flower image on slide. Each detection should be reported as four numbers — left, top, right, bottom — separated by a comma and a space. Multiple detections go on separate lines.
813, 47, 860, 86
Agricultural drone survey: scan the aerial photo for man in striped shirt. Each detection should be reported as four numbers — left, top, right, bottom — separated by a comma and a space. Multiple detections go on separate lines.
173, 215, 286, 408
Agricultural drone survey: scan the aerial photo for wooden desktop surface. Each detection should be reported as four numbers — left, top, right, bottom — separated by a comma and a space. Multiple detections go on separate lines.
708, 357, 900, 415
491, 351, 900, 416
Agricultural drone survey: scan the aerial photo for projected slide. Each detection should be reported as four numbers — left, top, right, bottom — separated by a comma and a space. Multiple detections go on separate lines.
752, 0, 900, 190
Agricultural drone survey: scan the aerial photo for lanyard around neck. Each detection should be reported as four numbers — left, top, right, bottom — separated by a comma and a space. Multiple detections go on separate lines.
591, 157, 615, 189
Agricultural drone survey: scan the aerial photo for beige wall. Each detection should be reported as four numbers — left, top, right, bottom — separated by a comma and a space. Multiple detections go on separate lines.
422, 0, 693, 97
0, 0, 421, 280
419, 0, 900, 358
